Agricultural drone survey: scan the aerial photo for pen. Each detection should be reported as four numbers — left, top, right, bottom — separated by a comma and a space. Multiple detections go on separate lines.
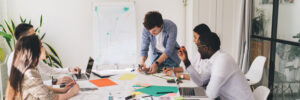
142, 95, 152, 98
156, 91, 174, 94
80, 88, 98, 91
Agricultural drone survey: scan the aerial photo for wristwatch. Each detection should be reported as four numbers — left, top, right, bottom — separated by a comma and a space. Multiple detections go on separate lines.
155, 61, 159, 65
180, 74, 184, 79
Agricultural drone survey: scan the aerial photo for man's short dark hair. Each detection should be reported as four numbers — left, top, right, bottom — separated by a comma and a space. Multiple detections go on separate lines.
193, 24, 211, 35
15, 23, 33, 40
143, 11, 163, 30
198, 32, 221, 52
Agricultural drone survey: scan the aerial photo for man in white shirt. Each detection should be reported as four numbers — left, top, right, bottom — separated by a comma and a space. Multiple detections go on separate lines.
7, 24, 81, 84
163, 24, 212, 84
178, 31, 254, 100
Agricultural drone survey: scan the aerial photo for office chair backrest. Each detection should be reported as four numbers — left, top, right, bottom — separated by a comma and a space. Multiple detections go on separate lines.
245, 56, 266, 85
253, 86, 270, 100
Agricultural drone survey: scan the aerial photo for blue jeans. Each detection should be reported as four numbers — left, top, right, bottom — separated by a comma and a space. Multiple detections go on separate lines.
152, 53, 179, 69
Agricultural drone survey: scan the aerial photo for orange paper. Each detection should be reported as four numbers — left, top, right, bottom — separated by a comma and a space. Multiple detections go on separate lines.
89, 78, 117, 87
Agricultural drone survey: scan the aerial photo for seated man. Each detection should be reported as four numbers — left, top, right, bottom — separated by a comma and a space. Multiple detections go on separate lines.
178, 32, 254, 100
162, 24, 212, 82
7, 24, 81, 84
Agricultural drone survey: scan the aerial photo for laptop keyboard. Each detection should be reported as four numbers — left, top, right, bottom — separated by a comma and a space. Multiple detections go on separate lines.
179, 88, 196, 96
76, 74, 88, 79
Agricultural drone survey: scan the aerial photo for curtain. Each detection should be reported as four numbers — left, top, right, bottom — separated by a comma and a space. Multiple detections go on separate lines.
237, 0, 253, 73
0, 0, 8, 99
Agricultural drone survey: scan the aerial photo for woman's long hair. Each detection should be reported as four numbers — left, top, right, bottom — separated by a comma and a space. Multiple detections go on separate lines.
6, 35, 42, 100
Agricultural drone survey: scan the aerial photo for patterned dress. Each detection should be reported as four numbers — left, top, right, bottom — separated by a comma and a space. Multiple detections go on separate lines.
22, 68, 55, 100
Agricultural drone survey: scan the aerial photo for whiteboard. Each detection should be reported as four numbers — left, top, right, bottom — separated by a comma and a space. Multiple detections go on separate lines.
92, 2, 137, 65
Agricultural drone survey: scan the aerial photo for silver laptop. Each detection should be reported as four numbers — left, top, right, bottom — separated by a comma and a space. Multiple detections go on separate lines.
179, 87, 207, 99
72, 57, 94, 80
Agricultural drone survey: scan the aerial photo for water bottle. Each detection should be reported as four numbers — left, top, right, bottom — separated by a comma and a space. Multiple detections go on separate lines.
108, 92, 113, 100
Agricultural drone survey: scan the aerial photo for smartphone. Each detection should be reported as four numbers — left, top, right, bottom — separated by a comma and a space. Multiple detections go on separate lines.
167, 79, 176, 83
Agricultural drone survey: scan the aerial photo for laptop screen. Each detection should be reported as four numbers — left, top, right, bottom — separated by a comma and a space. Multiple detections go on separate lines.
86, 57, 94, 74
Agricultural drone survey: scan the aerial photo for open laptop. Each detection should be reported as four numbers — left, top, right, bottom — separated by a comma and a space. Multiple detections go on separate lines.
72, 57, 94, 80
178, 87, 207, 99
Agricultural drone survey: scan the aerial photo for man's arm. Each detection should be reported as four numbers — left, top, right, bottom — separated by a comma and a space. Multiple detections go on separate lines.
186, 65, 208, 87
38, 62, 69, 76
140, 28, 151, 58
139, 28, 151, 72
155, 53, 168, 65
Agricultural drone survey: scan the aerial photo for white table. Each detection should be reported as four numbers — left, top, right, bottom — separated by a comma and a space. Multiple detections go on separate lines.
65, 68, 211, 100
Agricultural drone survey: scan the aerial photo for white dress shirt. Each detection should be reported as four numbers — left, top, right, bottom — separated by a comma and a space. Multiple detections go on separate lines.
7, 51, 70, 76
186, 50, 254, 100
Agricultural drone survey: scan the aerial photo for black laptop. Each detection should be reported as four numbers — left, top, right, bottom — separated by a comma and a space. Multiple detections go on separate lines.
72, 57, 94, 80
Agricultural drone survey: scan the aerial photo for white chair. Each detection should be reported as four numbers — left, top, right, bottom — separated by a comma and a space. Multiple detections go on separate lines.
253, 86, 270, 100
245, 56, 266, 85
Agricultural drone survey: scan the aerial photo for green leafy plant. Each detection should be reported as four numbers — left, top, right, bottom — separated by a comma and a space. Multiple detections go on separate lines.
252, 8, 265, 36
0, 48, 4, 62
276, 33, 300, 73
288, 33, 300, 60
0, 15, 63, 68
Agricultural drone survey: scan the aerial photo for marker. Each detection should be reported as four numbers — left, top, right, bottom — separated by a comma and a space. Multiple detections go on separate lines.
138, 64, 144, 72
138, 64, 143, 69
175, 47, 185, 51
125, 94, 135, 100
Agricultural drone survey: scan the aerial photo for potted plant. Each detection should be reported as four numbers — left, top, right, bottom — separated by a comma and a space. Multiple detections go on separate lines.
252, 8, 265, 36
0, 15, 63, 68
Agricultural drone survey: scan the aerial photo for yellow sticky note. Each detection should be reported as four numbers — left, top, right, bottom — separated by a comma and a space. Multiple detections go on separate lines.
118, 73, 137, 80
174, 96, 184, 100
131, 92, 142, 95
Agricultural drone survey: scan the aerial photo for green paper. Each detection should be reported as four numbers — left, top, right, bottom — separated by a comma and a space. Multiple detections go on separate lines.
135, 86, 178, 97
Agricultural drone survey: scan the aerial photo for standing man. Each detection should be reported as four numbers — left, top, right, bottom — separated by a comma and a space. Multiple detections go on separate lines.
138, 11, 180, 74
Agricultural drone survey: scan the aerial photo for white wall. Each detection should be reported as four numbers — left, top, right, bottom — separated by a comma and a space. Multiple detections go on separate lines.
216, 0, 242, 61
188, 0, 242, 62
6, 0, 186, 68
